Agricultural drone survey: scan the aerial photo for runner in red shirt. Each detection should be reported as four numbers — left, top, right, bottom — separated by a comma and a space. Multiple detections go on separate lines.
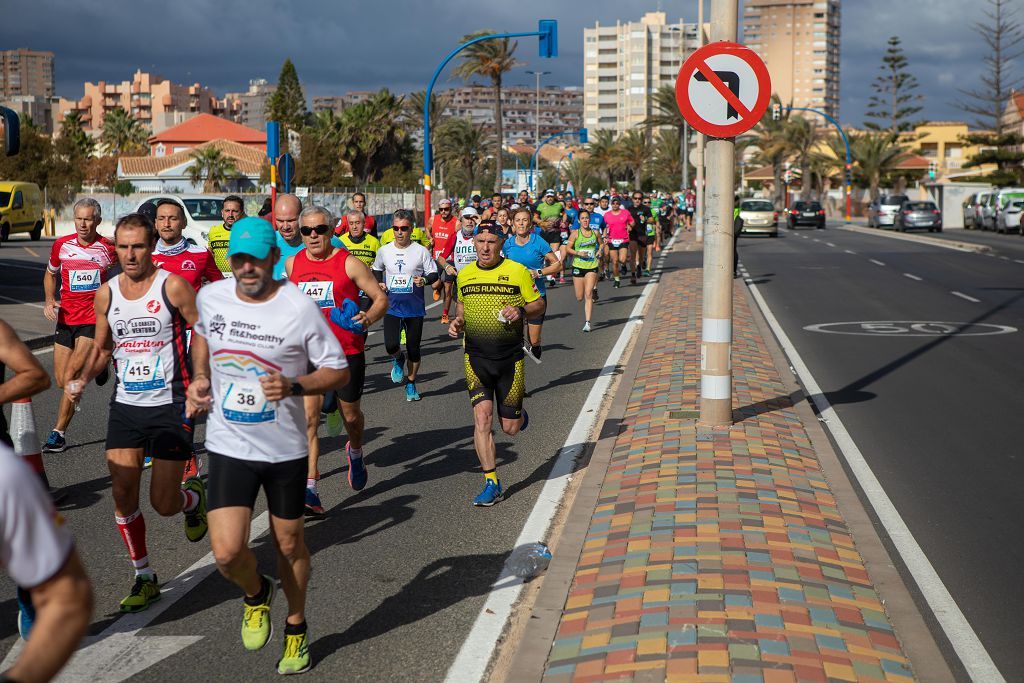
42, 197, 117, 453
150, 199, 222, 292
428, 198, 458, 308
334, 192, 377, 237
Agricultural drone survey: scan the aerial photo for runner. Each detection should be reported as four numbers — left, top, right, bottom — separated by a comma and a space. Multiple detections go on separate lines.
65, 212, 208, 613
494, 207, 512, 236
627, 191, 649, 284
516, 189, 532, 212
447, 222, 543, 506
379, 220, 431, 250
186, 216, 350, 675
503, 211, 558, 360
428, 199, 458, 306
272, 194, 305, 279
206, 194, 245, 278
41, 197, 117, 453
641, 195, 662, 276
602, 197, 634, 288
436, 207, 480, 325
573, 196, 605, 296
536, 190, 566, 287
684, 188, 696, 230
372, 209, 439, 402
334, 192, 377, 236
286, 206, 387, 515
593, 194, 611, 218
337, 209, 381, 270
565, 209, 603, 332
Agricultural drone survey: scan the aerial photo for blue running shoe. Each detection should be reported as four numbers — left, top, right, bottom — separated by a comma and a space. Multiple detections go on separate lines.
42, 430, 66, 453
346, 443, 367, 491
304, 487, 325, 516
17, 587, 34, 641
473, 479, 503, 507
390, 356, 405, 384
520, 409, 529, 433
405, 382, 421, 402
143, 456, 153, 469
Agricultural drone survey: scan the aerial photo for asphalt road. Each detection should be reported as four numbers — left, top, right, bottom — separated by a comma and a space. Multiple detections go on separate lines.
0, 245, 687, 681
737, 223, 1024, 680
0, 234, 54, 342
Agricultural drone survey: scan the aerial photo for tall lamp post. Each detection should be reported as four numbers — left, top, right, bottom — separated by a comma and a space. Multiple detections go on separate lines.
422, 21, 558, 227
527, 70, 551, 147
529, 128, 587, 195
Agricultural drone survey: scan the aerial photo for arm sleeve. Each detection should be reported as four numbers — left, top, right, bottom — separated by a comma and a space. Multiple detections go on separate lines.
0, 451, 73, 588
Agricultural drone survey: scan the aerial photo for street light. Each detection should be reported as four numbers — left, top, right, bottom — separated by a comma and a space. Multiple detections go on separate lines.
529, 128, 586, 195
526, 70, 551, 146
786, 105, 852, 223
422, 20, 558, 227
556, 151, 573, 189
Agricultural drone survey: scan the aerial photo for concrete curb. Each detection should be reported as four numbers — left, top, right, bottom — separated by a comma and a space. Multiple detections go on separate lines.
837, 224, 991, 254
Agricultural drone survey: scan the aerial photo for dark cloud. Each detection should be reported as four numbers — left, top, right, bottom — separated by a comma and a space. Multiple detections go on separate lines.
1, 0, 1008, 128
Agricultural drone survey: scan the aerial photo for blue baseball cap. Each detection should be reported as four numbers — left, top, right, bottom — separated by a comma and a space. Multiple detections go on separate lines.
227, 217, 276, 259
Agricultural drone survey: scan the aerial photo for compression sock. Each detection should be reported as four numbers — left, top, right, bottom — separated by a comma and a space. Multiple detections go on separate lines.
245, 575, 271, 605
115, 509, 151, 576
181, 489, 199, 513
348, 446, 363, 460
484, 469, 499, 486
284, 620, 308, 635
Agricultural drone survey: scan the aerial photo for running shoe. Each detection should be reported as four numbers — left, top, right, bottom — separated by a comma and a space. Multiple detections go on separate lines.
390, 356, 405, 384
473, 480, 504, 507
42, 430, 66, 453
630, 275, 637, 285
181, 453, 199, 481
441, 312, 450, 325
592, 288, 599, 302
304, 487, 325, 516
182, 477, 208, 543
96, 365, 110, 386
613, 278, 621, 289
644, 268, 651, 277
583, 321, 592, 332
17, 587, 34, 641
325, 409, 343, 437
241, 576, 275, 651
400, 327, 407, 346
278, 629, 311, 675
120, 574, 160, 613
433, 288, 441, 302
347, 443, 367, 491
558, 276, 566, 285
405, 382, 421, 402
143, 456, 153, 469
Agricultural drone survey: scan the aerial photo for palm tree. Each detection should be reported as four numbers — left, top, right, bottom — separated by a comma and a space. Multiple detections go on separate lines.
643, 85, 688, 190
746, 94, 795, 207
404, 90, 451, 155
786, 116, 823, 200
651, 128, 683, 190
616, 129, 653, 191
454, 31, 521, 193
849, 131, 906, 201
100, 107, 149, 156
436, 117, 489, 198
186, 146, 238, 192
337, 89, 409, 183
585, 129, 621, 190
561, 156, 598, 196
59, 112, 95, 158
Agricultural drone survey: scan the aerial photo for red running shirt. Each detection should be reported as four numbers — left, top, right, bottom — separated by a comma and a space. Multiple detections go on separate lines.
47, 233, 117, 325
430, 214, 458, 258
151, 240, 223, 292
335, 213, 377, 237
288, 248, 364, 355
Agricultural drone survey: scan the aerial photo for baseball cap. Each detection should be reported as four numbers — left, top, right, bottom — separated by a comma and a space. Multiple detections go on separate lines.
461, 207, 479, 217
476, 220, 505, 238
544, 189, 555, 197
227, 217, 276, 260
438, 198, 452, 207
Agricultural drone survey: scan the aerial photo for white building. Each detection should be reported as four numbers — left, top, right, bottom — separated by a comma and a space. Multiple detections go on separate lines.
583, 12, 701, 134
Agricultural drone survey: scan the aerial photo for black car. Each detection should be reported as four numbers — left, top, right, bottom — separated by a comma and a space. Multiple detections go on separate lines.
895, 200, 942, 232
786, 201, 826, 229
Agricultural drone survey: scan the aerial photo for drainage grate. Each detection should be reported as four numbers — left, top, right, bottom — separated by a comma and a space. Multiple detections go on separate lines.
667, 410, 700, 420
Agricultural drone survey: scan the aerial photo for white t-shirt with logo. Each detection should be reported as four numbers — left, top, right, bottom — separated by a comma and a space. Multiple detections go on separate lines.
194, 280, 348, 463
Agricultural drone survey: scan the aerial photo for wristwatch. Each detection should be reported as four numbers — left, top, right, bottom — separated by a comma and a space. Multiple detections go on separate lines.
290, 381, 304, 397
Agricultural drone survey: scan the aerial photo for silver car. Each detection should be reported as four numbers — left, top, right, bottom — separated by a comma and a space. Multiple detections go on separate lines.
895, 201, 942, 232
875, 194, 909, 229
737, 200, 778, 236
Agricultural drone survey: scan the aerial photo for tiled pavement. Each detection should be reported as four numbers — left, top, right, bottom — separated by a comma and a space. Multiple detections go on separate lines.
540, 241, 916, 682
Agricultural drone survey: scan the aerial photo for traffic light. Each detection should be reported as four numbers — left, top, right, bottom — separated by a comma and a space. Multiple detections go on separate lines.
539, 20, 558, 58
578, 127, 588, 144
771, 104, 781, 121
927, 160, 937, 179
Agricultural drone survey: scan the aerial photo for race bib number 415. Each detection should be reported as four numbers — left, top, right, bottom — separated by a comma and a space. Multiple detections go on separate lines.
120, 355, 166, 392
69, 269, 100, 292
220, 379, 276, 424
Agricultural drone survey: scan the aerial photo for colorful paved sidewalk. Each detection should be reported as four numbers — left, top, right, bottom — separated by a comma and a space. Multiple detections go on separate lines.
539, 247, 917, 682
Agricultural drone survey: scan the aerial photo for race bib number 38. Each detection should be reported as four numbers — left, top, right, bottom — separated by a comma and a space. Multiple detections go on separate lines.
299, 281, 335, 308
120, 355, 166, 392
220, 379, 276, 424
69, 269, 100, 292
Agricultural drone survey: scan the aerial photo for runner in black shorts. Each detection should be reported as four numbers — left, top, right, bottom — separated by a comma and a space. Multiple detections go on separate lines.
627, 191, 648, 285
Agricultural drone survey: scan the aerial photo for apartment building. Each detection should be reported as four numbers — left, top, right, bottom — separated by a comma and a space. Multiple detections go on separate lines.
0, 49, 54, 98
582, 12, 700, 134
312, 91, 377, 115
442, 85, 583, 146
742, 0, 841, 119
224, 79, 276, 131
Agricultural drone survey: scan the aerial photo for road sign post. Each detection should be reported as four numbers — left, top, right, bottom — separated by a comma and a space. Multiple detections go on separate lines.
675, 3, 770, 428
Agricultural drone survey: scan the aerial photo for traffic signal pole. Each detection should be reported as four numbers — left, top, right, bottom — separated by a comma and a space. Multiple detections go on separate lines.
699, 0, 738, 427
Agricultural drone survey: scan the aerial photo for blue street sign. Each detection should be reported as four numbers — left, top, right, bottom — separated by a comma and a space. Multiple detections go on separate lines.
277, 153, 295, 193
266, 121, 280, 160
539, 20, 558, 58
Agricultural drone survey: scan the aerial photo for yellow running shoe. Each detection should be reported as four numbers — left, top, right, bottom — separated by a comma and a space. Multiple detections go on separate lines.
241, 575, 275, 651
120, 574, 160, 613
277, 629, 312, 675
182, 477, 207, 542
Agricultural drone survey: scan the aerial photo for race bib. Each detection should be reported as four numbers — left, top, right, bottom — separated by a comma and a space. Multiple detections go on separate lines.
120, 355, 165, 392
69, 269, 100, 292
299, 280, 335, 308
387, 273, 414, 294
577, 248, 594, 260
220, 379, 275, 424
560, 230, 570, 241
646, 225, 656, 237
610, 239, 627, 248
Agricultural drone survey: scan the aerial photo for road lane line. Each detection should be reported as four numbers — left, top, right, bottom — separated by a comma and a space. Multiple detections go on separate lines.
0, 294, 44, 308
869, 259, 886, 266
32, 347, 54, 356
951, 291, 980, 303
22, 246, 39, 257
1014, 259, 1024, 265
444, 232, 678, 683
903, 273, 923, 281
744, 278, 1006, 683
845, 250, 857, 255
825, 242, 836, 247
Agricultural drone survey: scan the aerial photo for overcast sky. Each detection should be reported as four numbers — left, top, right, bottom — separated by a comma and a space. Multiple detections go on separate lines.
0, 0, 1010, 129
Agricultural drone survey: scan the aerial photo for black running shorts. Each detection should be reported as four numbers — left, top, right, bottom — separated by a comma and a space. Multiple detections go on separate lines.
335, 352, 366, 403
464, 354, 526, 420
206, 452, 307, 520
105, 401, 193, 460
54, 322, 96, 349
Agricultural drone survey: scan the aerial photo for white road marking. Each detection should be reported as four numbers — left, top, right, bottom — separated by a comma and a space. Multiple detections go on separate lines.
32, 346, 54, 356
869, 259, 886, 266
825, 242, 836, 247
0, 294, 44, 308
845, 250, 857, 255
22, 246, 39, 257
1014, 259, 1024, 265
951, 291, 980, 303
903, 273, 923, 281
745, 279, 1006, 683
444, 233, 677, 683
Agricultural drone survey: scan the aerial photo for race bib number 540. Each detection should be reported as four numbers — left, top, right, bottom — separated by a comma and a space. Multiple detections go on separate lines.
70, 269, 100, 292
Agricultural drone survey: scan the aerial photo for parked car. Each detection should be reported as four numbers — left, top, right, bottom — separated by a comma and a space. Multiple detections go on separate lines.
870, 194, 908, 229
895, 200, 942, 232
135, 194, 226, 248
970, 190, 995, 229
787, 200, 826, 229
737, 200, 778, 236
0, 181, 44, 244
962, 193, 980, 229
989, 188, 1024, 232
996, 198, 1024, 234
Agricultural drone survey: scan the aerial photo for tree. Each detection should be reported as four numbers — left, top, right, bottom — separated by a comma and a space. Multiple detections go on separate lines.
746, 94, 795, 207
643, 85, 689, 189
786, 116, 823, 199
266, 59, 308, 152
651, 128, 684, 191
864, 37, 924, 133
57, 112, 95, 158
561, 156, 600, 196
336, 89, 411, 184
186, 146, 238, 192
615, 129, 653, 191
435, 117, 489, 198
0, 116, 81, 209
585, 129, 621, 190
297, 110, 344, 187
849, 131, 907, 201
100, 107, 148, 156
404, 90, 451, 154
454, 32, 521, 193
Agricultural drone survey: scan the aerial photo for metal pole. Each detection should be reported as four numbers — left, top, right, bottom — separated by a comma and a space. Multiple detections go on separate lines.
694, 0, 706, 243
527, 70, 550, 146
682, 121, 689, 192
699, 0, 737, 428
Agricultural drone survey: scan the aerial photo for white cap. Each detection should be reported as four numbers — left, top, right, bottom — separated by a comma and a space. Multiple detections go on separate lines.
461, 207, 479, 217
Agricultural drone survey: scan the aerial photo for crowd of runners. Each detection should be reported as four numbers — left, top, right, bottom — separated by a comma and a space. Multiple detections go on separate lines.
0, 186, 688, 678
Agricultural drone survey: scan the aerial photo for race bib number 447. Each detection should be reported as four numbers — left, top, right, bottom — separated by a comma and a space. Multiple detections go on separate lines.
220, 379, 276, 424
298, 281, 335, 308
70, 269, 100, 292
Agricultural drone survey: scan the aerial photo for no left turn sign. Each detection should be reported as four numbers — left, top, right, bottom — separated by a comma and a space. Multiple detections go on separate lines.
675, 41, 771, 138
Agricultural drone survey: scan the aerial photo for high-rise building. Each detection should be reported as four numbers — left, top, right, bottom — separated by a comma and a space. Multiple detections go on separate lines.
311, 91, 375, 116
0, 49, 55, 98
223, 79, 276, 131
742, 0, 841, 118
443, 85, 583, 146
583, 12, 700, 134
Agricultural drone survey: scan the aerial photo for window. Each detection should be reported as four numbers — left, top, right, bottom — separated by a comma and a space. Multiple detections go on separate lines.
12, 191, 23, 210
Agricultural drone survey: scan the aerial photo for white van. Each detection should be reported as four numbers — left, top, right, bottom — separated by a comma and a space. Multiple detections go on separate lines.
988, 188, 1024, 233
972, 190, 995, 230
135, 194, 226, 249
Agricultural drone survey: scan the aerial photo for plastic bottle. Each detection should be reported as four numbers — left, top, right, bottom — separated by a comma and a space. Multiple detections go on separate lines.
507, 542, 552, 579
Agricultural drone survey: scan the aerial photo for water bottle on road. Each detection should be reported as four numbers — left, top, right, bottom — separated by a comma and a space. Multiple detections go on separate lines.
508, 542, 552, 578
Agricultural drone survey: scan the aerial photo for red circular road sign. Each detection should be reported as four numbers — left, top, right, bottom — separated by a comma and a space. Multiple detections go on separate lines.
675, 41, 771, 138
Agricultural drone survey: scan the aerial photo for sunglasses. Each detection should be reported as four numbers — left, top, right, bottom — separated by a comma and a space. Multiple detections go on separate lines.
300, 224, 331, 236
393, 225, 412, 232
583, 202, 595, 206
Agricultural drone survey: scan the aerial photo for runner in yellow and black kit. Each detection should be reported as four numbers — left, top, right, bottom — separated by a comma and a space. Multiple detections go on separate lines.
205, 195, 245, 277
448, 221, 544, 507
337, 210, 380, 268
